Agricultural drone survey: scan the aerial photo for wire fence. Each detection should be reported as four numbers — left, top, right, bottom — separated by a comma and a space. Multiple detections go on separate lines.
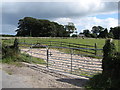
19, 41, 103, 78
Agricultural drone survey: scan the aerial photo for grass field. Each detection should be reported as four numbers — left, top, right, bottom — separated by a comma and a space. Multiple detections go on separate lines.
2, 37, 119, 59
2, 37, 119, 51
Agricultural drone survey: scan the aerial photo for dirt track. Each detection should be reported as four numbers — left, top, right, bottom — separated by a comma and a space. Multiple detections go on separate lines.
21, 48, 102, 74
2, 63, 88, 88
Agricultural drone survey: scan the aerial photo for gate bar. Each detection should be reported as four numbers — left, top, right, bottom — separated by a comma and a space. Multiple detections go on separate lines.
71, 49, 73, 73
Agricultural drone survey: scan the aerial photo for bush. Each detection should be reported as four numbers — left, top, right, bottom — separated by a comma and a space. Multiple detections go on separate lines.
2, 38, 20, 61
103, 39, 116, 57
2, 44, 19, 59
86, 39, 120, 89
2, 38, 46, 65
86, 74, 110, 89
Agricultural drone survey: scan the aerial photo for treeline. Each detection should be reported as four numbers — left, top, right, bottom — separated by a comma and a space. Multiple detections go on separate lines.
16, 17, 76, 37
81, 26, 120, 39
15, 17, 120, 39
1, 34, 15, 37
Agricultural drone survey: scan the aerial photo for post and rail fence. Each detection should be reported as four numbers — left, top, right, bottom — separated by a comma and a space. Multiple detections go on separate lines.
33, 41, 103, 56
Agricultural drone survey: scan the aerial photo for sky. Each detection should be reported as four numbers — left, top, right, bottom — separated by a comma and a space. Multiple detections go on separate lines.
1, 0, 119, 35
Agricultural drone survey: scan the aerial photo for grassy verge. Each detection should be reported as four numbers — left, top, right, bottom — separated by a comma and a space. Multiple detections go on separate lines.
2, 53, 46, 65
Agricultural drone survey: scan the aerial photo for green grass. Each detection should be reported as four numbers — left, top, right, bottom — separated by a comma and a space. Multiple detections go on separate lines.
2, 37, 119, 50
2, 37, 119, 58
2, 53, 47, 65
22, 38, 118, 49
22, 53, 47, 65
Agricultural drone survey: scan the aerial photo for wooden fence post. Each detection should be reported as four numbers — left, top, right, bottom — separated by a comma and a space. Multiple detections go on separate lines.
95, 43, 97, 55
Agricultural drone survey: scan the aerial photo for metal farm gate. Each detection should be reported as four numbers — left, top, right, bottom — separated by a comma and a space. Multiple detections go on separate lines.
19, 41, 103, 78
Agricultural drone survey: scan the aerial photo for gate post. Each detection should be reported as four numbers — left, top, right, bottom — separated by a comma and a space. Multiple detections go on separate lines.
47, 47, 49, 68
30, 45, 32, 64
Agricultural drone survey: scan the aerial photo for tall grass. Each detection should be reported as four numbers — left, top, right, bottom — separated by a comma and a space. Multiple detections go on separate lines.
2, 39, 46, 65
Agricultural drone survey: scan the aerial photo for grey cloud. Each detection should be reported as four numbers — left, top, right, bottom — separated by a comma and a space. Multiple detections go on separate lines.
2, 2, 118, 23
2, 2, 118, 34
2, 2, 88, 20
98, 2, 118, 13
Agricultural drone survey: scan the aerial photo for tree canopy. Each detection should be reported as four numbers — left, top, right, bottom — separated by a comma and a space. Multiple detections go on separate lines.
16, 17, 70, 37
65, 22, 76, 35
110, 26, 120, 39
81, 25, 119, 39
98, 28, 108, 38
83, 29, 91, 37
91, 26, 104, 35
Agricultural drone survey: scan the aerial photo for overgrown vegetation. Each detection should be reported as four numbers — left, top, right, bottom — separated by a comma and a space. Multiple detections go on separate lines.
2, 38, 19, 60
86, 39, 120, 89
0, 34, 15, 37
2, 38, 46, 65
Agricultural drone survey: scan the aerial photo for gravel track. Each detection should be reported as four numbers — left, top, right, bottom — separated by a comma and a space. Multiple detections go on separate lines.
21, 48, 102, 75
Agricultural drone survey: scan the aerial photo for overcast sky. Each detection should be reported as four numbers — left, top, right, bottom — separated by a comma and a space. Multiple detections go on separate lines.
1, 0, 119, 35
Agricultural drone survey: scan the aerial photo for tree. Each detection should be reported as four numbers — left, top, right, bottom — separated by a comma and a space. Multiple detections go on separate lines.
71, 34, 77, 37
83, 29, 91, 37
110, 26, 120, 39
16, 17, 69, 37
108, 32, 114, 38
98, 28, 108, 38
91, 26, 104, 36
65, 22, 76, 35
16, 17, 39, 36
90, 33, 97, 38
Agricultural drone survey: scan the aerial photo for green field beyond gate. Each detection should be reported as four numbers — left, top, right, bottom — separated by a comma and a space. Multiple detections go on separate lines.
2, 37, 119, 56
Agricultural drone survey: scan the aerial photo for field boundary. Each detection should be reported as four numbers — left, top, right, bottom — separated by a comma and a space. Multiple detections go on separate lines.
29, 41, 103, 56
